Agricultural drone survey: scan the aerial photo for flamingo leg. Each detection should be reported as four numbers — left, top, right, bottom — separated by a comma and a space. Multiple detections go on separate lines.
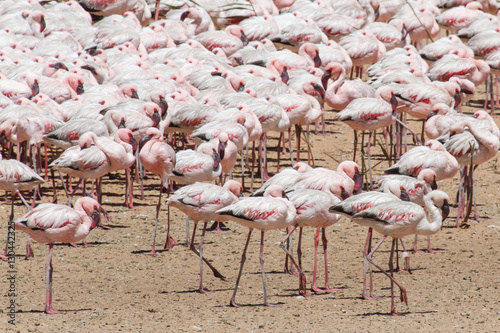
230, 228, 252, 307
197, 222, 211, 293
366, 235, 408, 316
189, 221, 225, 282
279, 226, 307, 296
259, 230, 276, 306
147, 186, 163, 255
362, 227, 377, 300
284, 226, 298, 275
45, 244, 61, 314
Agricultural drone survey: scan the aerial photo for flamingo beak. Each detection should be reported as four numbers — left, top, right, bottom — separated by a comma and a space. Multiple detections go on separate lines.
312, 83, 325, 99
213, 150, 221, 171
180, 10, 189, 21
340, 187, 350, 200
282, 192, 289, 200
152, 110, 161, 127
281, 67, 289, 84
313, 52, 321, 68
426, 111, 437, 121
454, 90, 461, 109
441, 201, 450, 220
91, 207, 101, 229
0, 132, 8, 147
240, 31, 249, 46
76, 81, 84, 95
353, 169, 363, 194
129, 134, 138, 152
139, 134, 152, 152
31, 80, 39, 98
218, 141, 226, 160
130, 89, 139, 99
431, 177, 438, 190
159, 97, 168, 118
118, 118, 126, 129
390, 94, 398, 112
321, 70, 331, 90
237, 82, 245, 92
81, 64, 97, 75
53, 62, 68, 71
40, 16, 46, 32
400, 187, 410, 202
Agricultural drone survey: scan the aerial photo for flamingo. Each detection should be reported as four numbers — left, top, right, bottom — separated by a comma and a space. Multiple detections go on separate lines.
286, 189, 342, 294
384, 140, 459, 182
167, 180, 243, 293
168, 143, 222, 185
439, 120, 500, 227
216, 185, 298, 306
334, 86, 398, 188
14, 197, 101, 314
0, 154, 44, 259
138, 127, 176, 253
330, 190, 450, 315
251, 162, 312, 197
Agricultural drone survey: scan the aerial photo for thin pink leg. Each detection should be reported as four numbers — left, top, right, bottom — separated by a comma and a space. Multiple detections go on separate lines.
230, 228, 252, 307
45, 244, 61, 314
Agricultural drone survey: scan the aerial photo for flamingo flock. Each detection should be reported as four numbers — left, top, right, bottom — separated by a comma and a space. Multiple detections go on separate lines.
1, 0, 499, 317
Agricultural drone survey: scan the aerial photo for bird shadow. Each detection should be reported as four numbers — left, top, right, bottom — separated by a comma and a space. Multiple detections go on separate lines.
170, 287, 234, 295
131, 249, 173, 255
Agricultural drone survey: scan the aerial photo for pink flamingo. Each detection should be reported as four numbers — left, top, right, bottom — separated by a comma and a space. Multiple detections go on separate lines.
169, 143, 222, 185
330, 190, 450, 315
334, 86, 398, 188
194, 25, 249, 56
216, 185, 298, 306
14, 197, 101, 314
0, 154, 44, 259
138, 128, 176, 253
440, 120, 500, 227
426, 51, 490, 86
384, 140, 459, 182
167, 180, 243, 293
323, 62, 375, 111
286, 189, 342, 294
251, 162, 312, 197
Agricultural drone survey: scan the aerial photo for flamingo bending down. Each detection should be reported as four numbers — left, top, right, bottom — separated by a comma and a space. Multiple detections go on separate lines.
138, 128, 176, 253
167, 180, 243, 293
14, 197, 101, 314
216, 185, 298, 306
330, 190, 450, 315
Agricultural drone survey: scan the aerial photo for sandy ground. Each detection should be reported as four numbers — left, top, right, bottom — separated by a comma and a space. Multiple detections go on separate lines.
1, 95, 499, 332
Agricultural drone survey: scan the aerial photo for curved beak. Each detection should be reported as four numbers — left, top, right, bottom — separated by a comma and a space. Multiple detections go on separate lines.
282, 192, 289, 200
31, 79, 39, 98
240, 31, 249, 46
218, 141, 226, 160
390, 94, 398, 114
138, 134, 152, 151
159, 97, 168, 118
313, 52, 321, 68
91, 207, 101, 229
353, 169, 363, 194
312, 83, 325, 99
281, 66, 289, 84
431, 177, 438, 190
118, 118, 126, 129
53, 62, 68, 71
454, 90, 461, 109
180, 10, 189, 21
340, 187, 350, 200
152, 110, 161, 127
400, 187, 410, 202
212, 149, 221, 171
441, 201, 450, 220
81, 64, 97, 75
129, 134, 138, 152
130, 89, 139, 99
76, 81, 84, 95
40, 16, 46, 32
321, 69, 331, 90
426, 111, 437, 121
237, 82, 245, 92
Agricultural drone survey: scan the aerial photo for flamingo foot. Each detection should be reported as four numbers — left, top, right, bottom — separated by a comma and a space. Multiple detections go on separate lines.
146, 250, 160, 255
362, 293, 380, 300
24, 246, 34, 260
264, 300, 279, 307
391, 311, 407, 317
426, 248, 441, 253
198, 288, 214, 294
98, 225, 112, 230
70, 242, 79, 247
208, 222, 228, 233
459, 222, 471, 229
413, 248, 425, 253
163, 234, 177, 250
284, 264, 299, 275
45, 307, 62, 315
312, 285, 340, 293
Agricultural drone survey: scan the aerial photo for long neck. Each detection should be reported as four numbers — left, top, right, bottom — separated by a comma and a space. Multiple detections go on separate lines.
416, 195, 442, 236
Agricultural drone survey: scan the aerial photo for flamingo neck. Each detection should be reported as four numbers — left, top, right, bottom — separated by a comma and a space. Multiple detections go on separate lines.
416, 195, 442, 236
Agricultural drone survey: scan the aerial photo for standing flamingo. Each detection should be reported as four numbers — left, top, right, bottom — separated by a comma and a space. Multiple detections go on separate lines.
14, 197, 101, 314
138, 127, 176, 253
216, 185, 298, 306
167, 180, 243, 293
330, 190, 450, 315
